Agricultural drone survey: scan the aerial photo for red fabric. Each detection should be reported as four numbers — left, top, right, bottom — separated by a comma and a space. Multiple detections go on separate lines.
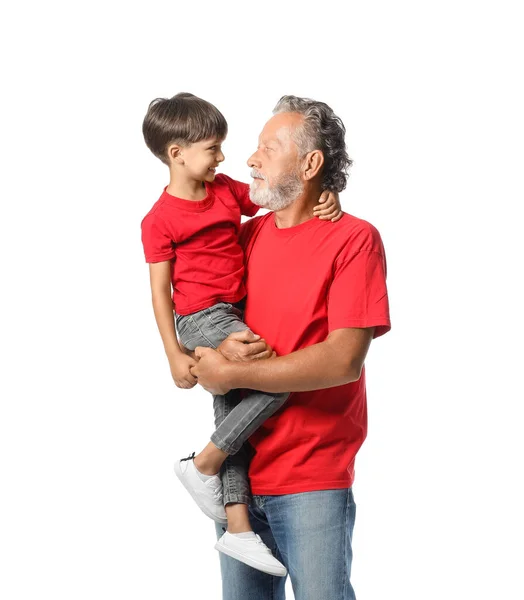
239, 212, 391, 495
141, 174, 259, 315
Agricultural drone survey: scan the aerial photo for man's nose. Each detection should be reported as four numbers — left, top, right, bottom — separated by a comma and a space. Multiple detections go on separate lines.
217, 150, 225, 163
247, 151, 261, 168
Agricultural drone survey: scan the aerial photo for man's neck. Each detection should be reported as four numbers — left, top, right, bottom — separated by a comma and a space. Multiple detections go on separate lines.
273, 185, 322, 229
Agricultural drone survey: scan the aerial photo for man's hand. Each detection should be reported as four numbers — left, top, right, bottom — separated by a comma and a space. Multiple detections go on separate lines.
189, 347, 232, 395
217, 330, 277, 362
169, 354, 198, 389
313, 190, 343, 222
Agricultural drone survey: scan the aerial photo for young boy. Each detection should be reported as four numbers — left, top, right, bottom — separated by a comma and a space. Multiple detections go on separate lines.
140, 93, 342, 577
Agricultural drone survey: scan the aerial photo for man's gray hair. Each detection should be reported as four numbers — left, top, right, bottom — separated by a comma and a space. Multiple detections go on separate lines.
273, 95, 353, 193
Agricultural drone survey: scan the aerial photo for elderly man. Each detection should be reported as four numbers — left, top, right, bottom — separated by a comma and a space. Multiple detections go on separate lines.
190, 95, 391, 600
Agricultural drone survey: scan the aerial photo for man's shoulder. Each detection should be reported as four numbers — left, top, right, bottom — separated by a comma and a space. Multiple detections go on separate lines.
334, 212, 385, 254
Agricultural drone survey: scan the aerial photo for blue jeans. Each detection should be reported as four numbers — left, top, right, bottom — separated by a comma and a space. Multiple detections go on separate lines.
175, 298, 290, 505
215, 488, 357, 600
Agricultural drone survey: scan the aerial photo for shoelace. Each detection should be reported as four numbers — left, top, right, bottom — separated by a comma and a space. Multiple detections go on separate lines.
181, 451, 223, 502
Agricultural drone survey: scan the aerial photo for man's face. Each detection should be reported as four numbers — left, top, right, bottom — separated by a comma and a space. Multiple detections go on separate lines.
247, 113, 305, 210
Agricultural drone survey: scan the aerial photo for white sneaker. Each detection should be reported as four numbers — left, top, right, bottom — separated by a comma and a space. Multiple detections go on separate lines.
215, 531, 287, 577
173, 452, 227, 524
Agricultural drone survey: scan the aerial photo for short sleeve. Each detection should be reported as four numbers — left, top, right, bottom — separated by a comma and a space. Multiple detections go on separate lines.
327, 249, 391, 338
141, 213, 176, 263
221, 174, 260, 217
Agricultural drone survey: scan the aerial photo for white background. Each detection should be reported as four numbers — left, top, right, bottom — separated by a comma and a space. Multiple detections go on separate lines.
1, 1, 523, 598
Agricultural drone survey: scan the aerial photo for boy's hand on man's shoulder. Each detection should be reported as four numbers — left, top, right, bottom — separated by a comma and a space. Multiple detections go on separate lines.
169, 354, 198, 389
313, 190, 343, 222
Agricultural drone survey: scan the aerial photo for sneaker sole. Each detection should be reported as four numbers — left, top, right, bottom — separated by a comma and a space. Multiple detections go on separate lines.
173, 460, 228, 525
214, 540, 287, 577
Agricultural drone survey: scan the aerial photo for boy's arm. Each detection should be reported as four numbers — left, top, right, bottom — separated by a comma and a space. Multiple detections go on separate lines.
149, 261, 197, 389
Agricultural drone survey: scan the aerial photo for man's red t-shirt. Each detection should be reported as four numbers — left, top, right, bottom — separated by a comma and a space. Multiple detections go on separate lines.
141, 174, 258, 315
239, 212, 391, 495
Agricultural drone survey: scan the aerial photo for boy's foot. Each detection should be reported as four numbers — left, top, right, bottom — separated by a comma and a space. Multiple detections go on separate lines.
173, 452, 227, 524
215, 531, 287, 577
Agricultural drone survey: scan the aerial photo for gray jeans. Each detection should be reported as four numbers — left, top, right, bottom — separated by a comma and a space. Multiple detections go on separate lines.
175, 298, 289, 506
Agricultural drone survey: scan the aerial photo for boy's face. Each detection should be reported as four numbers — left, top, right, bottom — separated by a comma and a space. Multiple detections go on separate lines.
175, 138, 225, 182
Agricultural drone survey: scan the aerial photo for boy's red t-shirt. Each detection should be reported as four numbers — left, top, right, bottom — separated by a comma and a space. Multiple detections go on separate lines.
141, 174, 259, 315
239, 212, 391, 495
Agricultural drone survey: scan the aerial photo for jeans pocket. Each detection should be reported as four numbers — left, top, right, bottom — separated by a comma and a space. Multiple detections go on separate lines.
176, 316, 201, 349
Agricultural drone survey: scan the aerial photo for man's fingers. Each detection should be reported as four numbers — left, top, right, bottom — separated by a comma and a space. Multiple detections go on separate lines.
251, 349, 272, 360
226, 330, 261, 343
242, 341, 270, 356
194, 346, 210, 359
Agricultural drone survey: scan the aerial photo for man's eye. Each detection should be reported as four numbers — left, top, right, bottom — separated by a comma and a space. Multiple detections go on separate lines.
209, 146, 216, 150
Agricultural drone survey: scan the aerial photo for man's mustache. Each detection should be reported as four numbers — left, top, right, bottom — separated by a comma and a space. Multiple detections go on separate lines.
250, 169, 268, 182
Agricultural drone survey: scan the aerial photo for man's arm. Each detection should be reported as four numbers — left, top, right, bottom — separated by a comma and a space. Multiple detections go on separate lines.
191, 327, 374, 395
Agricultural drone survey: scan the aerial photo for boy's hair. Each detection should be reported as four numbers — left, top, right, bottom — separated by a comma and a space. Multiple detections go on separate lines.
142, 93, 228, 165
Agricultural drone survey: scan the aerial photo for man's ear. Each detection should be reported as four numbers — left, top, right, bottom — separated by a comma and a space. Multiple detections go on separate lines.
167, 144, 184, 165
302, 150, 324, 181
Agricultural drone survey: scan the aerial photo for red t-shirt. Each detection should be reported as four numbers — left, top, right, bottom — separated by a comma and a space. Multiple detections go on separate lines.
239, 212, 391, 495
141, 174, 259, 315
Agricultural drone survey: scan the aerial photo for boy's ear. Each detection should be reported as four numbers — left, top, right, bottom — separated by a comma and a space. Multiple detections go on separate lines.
167, 144, 184, 165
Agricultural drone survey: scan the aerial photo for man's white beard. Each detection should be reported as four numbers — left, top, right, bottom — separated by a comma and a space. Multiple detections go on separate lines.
249, 170, 304, 211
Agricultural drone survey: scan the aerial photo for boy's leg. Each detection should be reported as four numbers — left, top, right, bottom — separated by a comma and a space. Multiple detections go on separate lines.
178, 302, 284, 512
187, 303, 291, 457
212, 391, 252, 506
176, 304, 254, 510
211, 389, 290, 456
214, 498, 287, 600
179, 302, 250, 351
263, 488, 357, 600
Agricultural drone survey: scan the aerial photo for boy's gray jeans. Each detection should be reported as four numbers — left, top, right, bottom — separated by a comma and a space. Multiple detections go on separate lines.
175, 299, 289, 506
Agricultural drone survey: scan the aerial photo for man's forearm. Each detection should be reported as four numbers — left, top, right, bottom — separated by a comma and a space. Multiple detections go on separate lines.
225, 340, 360, 393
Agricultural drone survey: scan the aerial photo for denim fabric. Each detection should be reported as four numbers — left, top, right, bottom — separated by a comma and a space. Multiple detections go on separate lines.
175, 300, 289, 505
215, 488, 357, 600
